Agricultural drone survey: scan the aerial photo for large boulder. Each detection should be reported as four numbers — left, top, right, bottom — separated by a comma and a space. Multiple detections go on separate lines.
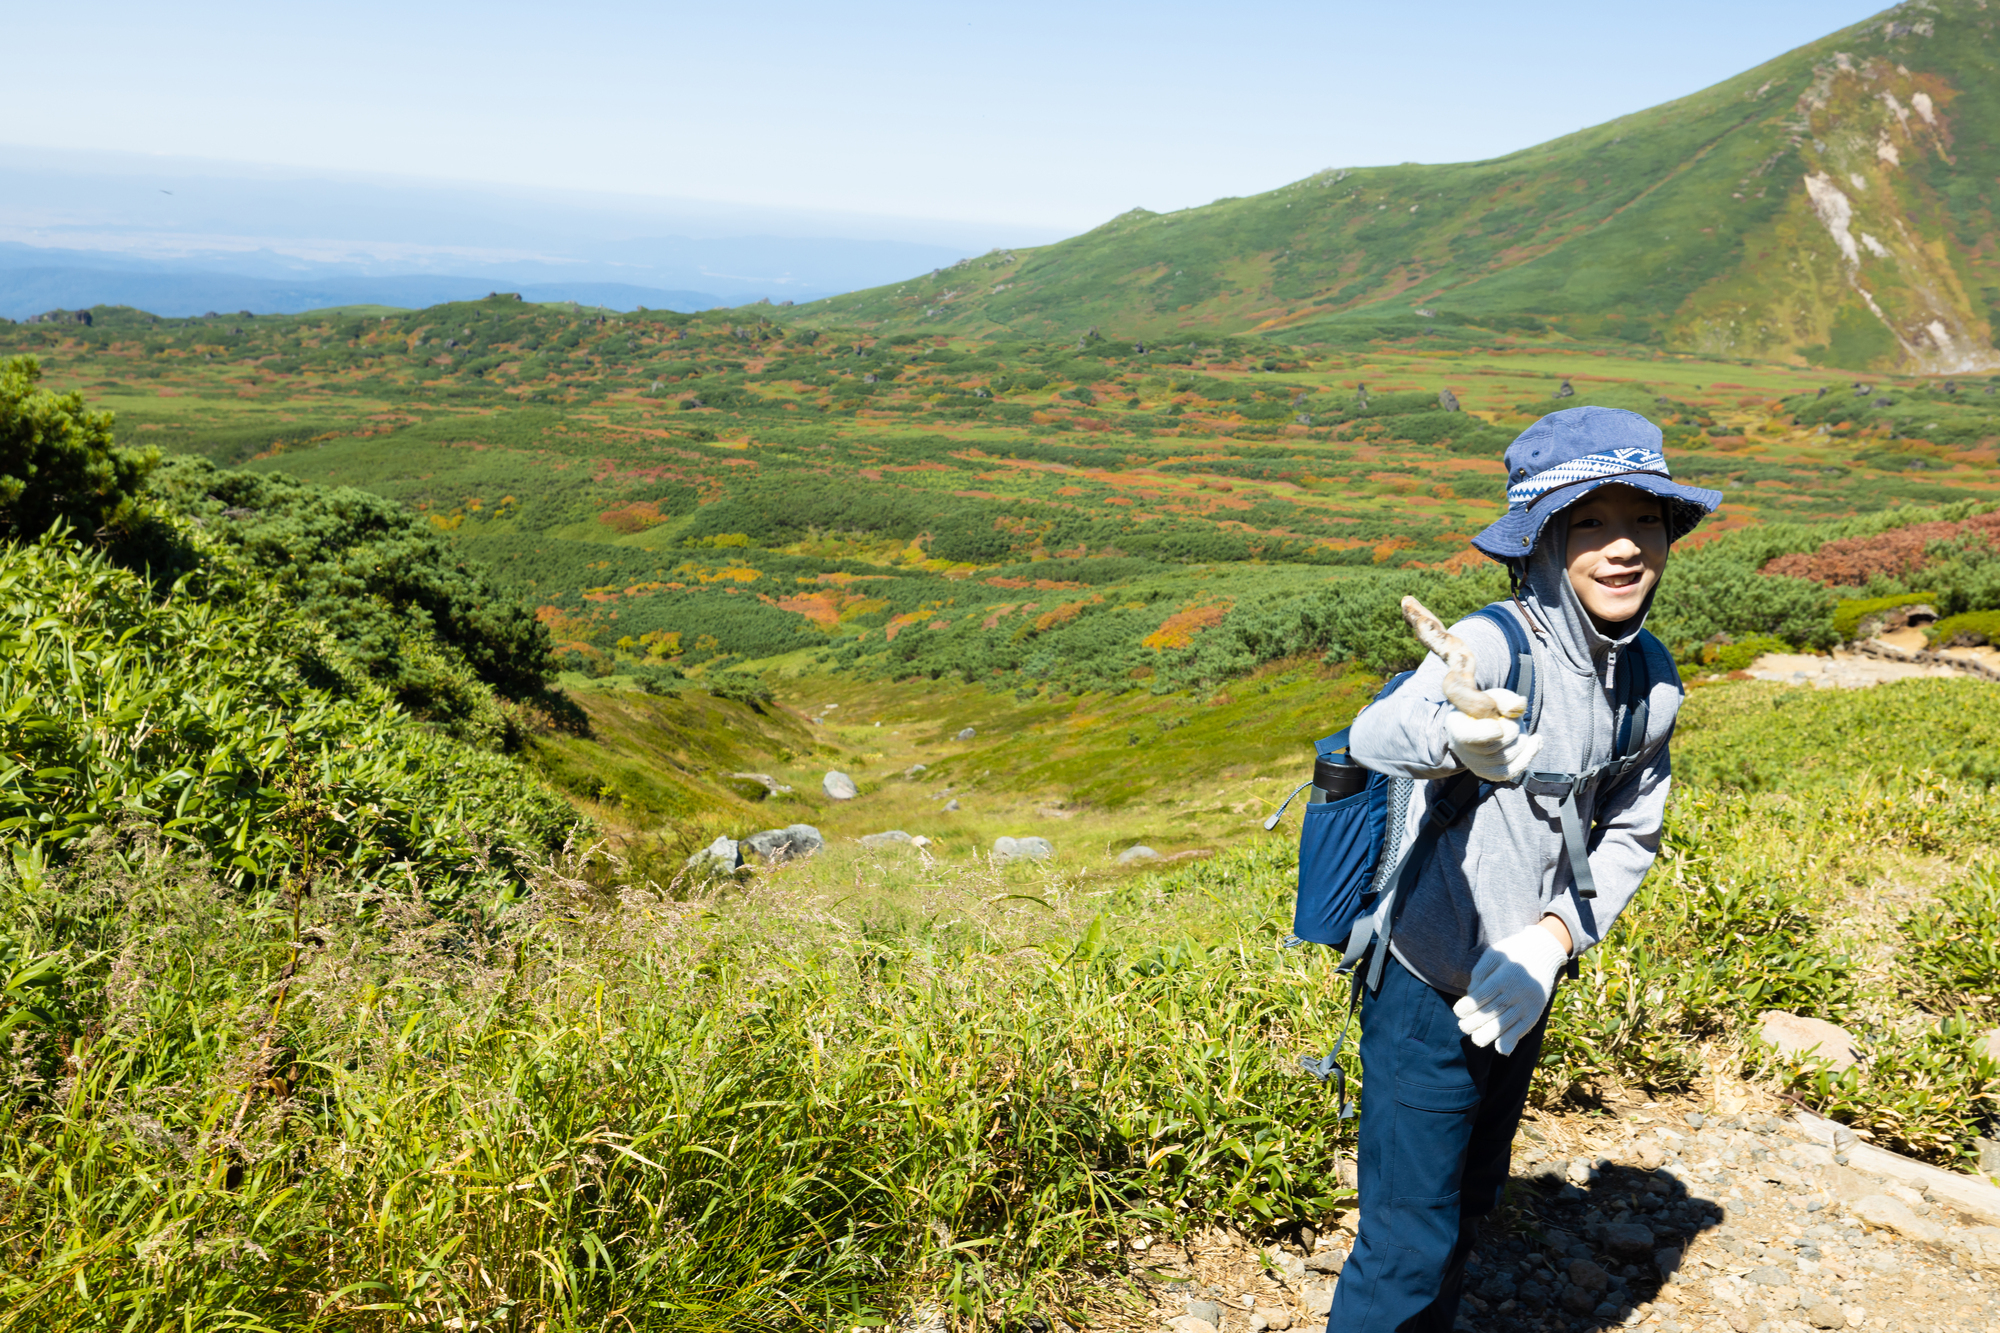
745, 824, 825, 862
993, 835, 1053, 862
823, 771, 859, 800
1758, 1011, 1860, 1071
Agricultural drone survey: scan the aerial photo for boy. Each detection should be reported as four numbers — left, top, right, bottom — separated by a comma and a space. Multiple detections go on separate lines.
1332, 406, 1721, 1331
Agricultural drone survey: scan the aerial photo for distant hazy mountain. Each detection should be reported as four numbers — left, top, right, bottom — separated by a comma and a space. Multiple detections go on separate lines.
0, 146, 1061, 318
793, 1, 2000, 374
0, 259, 727, 320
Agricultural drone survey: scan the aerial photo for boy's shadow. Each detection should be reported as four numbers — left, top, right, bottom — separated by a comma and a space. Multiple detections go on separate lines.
1458, 1159, 1723, 1331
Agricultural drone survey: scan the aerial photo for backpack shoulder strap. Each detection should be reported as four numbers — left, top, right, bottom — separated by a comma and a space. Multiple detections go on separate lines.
1468, 602, 1536, 731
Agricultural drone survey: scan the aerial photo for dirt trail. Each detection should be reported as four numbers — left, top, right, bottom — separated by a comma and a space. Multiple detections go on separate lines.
1097, 1088, 1997, 1333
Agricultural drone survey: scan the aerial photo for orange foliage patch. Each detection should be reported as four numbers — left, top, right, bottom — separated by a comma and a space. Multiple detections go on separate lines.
1373, 537, 1414, 564
983, 576, 1087, 591
1035, 595, 1102, 632
884, 610, 931, 642
776, 593, 844, 628
1762, 511, 2000, 585
1143, 602, 1230, 651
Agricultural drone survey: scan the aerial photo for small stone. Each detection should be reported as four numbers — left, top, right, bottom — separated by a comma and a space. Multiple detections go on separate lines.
1185, 1300, 1223, 1328
859, 830, 914, 848
955, 726, 977, 741
1116, 844, 1162, 864
1758, 1011, 1861, 1071
1304, 1250, 1344, 1275
1259, 1310, 1293, 1331
1747, 1265, 1790, 1286
1684, 1111, 1705, 1129
1604, 1222, 1656, 1258
1804, 1301, 1847, 1329
904, 763, 928, 778
1247, 1317, 1267, 1332
823, 771, 859, 800
1561, 1286, 1599, 1313
1303, 1288, 1333, 1317
1654, 1246, 1684, 1276
993, 835, 1053, 862
1567, 1258, 1611, 1292
944, 799, 960, 812
1849, 1193, 1947, 1243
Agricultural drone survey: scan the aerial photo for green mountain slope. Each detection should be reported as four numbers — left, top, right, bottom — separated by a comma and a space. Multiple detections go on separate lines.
789, 1, 2000, 374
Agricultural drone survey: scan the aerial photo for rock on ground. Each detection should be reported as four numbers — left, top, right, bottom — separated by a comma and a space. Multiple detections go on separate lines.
683, 835, 739, 873
744, 824, 824, 862
955, 726, 977, 741
1116, 844, 1162, 864
859, 830, 914, 848
1757, 1010, 1860, 1070
993, 835, 1053, 862
822, 770, 858, 800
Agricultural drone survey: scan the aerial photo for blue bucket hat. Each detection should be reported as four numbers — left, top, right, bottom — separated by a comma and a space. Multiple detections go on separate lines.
1471, 405, 1722, 560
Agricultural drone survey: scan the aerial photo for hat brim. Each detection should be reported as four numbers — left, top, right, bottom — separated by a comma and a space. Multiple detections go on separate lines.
1471, 473, 1722, 560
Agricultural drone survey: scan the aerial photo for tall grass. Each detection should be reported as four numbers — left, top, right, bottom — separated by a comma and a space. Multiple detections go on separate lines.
0, 837, 1358, 1330
9, 681, 2000, 1327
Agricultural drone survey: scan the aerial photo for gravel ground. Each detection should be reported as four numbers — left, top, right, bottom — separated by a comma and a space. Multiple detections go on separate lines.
1122, 1092, 1998, 1333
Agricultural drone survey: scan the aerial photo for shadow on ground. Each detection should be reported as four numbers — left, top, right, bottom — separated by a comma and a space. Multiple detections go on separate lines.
1457, 1161, 1724, 1331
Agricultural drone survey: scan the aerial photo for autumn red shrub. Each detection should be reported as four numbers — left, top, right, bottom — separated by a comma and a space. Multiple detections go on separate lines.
1761, 512, 2000, 586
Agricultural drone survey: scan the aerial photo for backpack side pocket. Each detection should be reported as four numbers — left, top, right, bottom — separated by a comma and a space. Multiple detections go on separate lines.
1293, 778, 1388, 948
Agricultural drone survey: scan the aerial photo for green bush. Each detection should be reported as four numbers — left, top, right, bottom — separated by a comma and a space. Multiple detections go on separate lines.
146, 458, 555, 717
1832, 591, 1938, 641
0, 531, 580, 900
1929, 610, 2000, 648
1698, 634, 1792, 673
1898, 866, 2000, 1022
0, 354, 157, 543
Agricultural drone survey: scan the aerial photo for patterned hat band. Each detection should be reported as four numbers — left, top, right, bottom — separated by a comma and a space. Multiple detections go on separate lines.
1506, 447, 1670, 510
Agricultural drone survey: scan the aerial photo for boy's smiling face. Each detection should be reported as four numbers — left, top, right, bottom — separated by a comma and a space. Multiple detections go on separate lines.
1563, 484, 1668, 632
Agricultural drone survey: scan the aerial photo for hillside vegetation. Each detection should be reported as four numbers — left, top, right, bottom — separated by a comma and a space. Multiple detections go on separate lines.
787, 1, 2000, 375
6, 304, 1998, 709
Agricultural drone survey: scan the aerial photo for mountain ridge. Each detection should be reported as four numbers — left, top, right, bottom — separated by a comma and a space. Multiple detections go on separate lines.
783, 1, 2000, 375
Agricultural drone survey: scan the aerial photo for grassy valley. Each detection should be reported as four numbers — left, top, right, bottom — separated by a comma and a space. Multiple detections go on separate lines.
6, 6, 2000, 1324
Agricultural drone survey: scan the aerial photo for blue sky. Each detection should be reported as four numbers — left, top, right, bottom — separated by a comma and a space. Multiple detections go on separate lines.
15, 1, 1889, 237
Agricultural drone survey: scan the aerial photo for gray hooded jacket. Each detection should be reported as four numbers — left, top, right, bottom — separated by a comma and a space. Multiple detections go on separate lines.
1347, 535, 1682, 995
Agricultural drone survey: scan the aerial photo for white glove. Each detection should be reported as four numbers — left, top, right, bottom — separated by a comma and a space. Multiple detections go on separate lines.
1452, 923, 1569, 1055
1444, 706, 1544, 783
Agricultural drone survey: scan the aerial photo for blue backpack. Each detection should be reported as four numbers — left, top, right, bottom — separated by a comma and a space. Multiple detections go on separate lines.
1269, 601, 1656, 1109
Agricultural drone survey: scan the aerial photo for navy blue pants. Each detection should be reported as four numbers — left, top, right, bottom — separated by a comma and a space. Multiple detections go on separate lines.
1326, 955, 1552, 1333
